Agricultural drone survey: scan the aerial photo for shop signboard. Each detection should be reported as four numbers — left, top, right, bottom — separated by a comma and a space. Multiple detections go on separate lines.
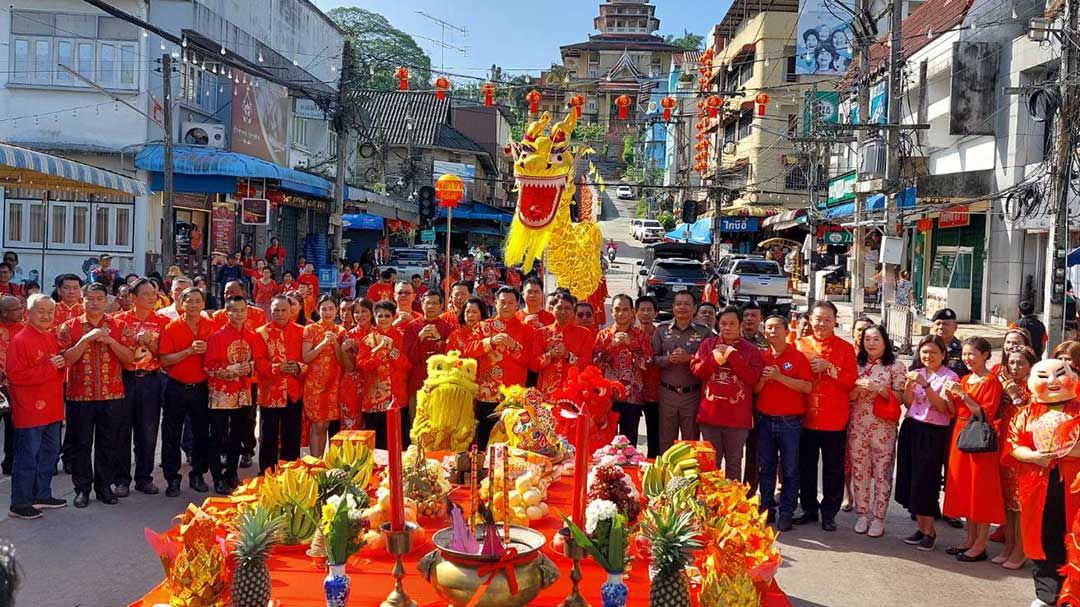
719, 217, 760, 232
241, 198, 270, 225
823, 230, 853, 245
938, 205, 970, 228
826, 172, 857, 208
420, 229, 436, 243
210, 201, 235, 254
803, 91, 840, 134
232, 76, 289, 166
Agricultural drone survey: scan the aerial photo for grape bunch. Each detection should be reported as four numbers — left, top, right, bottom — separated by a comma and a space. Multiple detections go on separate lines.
587, 464, 642, 523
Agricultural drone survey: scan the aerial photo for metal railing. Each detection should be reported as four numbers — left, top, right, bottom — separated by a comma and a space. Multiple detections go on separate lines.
885, 303, 914, 355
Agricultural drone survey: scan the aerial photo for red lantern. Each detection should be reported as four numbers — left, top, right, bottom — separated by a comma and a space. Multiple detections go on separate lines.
705, 95, 724, 118
568, 94, 586, 118
755, 92, 770, 117
435, 76, 451, 101
614, 95, 632, 120
435, 173, 465, 209
698, 76, 710, 88
916, 218, 934, 233
660, 96, 677, 122
395, 67, 410, 91
526, 90, 542, 114
480, 82, 496, 107
265, 188, 285, 205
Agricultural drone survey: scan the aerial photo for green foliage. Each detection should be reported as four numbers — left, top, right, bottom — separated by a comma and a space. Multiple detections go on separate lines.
635, 198, 649, 218
658, 211, 676, 230
572, 122, 606, 143
621, 136, 636, 165
328, 7, 432, 91
664, 29, 705, 51
562, 513, 628, 573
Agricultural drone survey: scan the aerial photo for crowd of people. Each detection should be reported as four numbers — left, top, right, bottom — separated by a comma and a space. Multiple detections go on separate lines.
2, 242, 1080, 606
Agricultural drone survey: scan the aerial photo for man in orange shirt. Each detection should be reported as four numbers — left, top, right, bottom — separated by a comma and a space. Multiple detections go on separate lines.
441, 280, 472, 327
253, 295, 306, 473
794, 300, 857, 532
517, 278, 555, 329
159, 287, 215, 497
211, 280, 266, 468
112, 279, 170, 496
365, 269, 395, 303
754, 315, 813, 531
536, 292, 594, 399
57, 283, 135, 507
0, 296, 24, 476
7, 294, 67, 519
205, 296, 257, 494
404, 290, 453, 401
53, 273, 84, 326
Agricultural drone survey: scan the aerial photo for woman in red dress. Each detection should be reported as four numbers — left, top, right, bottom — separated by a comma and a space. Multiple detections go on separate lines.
356, 300, 411, 450
997, 346, 1036, 569
446, 297, 489, 354
252, 266, 279, 316
301, 297, 344, 457
338, 299, 373, 430
943, 336, 1005, 562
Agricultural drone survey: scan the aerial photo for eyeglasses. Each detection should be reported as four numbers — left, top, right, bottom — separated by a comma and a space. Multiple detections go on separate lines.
396, 290, 414, 296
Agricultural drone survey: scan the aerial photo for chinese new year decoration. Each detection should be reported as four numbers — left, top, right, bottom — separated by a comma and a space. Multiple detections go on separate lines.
660, 96, 677, 122
480, 82, 496, 107
706, 95, 724, 118
526, 90, 543, 115
395, 66, 410, 91
567, 94, 586, 118
435, 173, 465, 209
916, 218, 933, 233
755, 92, 770, 117
435, 76, 451, 101
614, 95, 632, 120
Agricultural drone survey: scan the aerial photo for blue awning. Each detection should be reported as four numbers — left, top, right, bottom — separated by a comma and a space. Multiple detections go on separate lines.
342, 213, 384, 231
665, 221, 712, 245
435, 223, 505, 236
135, 144, 333, 198
1069, 247, 1080, 267
0, 142, 148, 196
436, 200, 513, 224
826, 186, 916, 219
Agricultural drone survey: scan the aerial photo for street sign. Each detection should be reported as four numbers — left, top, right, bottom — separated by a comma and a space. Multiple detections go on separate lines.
823, 231, 853, 245
420, 229, 436, 243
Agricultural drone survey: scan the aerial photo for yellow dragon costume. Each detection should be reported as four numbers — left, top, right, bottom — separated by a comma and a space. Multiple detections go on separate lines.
410, 350, 479, 452
504, 109, 602, 300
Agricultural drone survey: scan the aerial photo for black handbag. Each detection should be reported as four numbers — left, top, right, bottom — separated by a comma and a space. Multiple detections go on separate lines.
956, 407, 997, 453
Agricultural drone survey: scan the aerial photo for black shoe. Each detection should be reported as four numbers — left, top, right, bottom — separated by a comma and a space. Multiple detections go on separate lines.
62, 461, 72, 475
9, 505, 42, 519
97, 492, 118, 505
135, 481, 160, 495
239, 454, 254, 469
944, 516, 965, 529
189, 475, 209, 493
903, 530, 926, 545
792, 512, 819, 525
113, 484, 130, 498
73, 492, 90, 508
184, 452, 192, 465
956, 551, 988, 562
213, 479, 230, 495
226, 475, 241, 492
916, 533, 937, 552
765, 509, 777, 524
946, 545, 973, 556
1, 467, 11, 476
777, 514, 794, 532
165, 480, 182, 498
821, 519, 838, 532
33, 497, 67, 509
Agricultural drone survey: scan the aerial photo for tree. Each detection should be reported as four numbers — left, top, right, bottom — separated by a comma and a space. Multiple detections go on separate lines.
664, 29, 704, 51
328, 7, 433, 92
621, 135, 636, 165
544, 63, 568, 85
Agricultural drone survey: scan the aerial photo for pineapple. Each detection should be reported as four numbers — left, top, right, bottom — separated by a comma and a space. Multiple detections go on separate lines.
231, 506, 281, 607
641, 503, 702, 607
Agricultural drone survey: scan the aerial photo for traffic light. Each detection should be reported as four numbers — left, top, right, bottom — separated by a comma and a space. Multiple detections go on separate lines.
418, 186, 436, 222
681, 200, 697, 224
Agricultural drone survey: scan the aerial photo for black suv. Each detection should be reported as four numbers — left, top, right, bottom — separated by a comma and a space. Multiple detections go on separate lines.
638, 257, 708, 316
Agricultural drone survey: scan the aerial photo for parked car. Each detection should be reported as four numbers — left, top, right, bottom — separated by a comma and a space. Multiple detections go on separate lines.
629, 219, 644, 240
634, 219, 665, 243
378, 247, 439, 289
616, 185, 635, 200
638, 258, 709, 315
717, 257, 792, 315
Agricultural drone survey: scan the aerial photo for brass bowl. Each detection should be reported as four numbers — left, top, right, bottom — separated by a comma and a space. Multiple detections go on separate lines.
418, 525, 560, 607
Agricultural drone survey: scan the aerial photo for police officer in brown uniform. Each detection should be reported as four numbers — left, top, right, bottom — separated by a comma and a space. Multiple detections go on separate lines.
651, 291, 713, 453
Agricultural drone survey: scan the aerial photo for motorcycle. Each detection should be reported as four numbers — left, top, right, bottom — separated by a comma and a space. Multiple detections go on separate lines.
606, 246, 617, 263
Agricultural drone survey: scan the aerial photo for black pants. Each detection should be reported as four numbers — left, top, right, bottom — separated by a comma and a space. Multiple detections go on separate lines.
1034, 468, 1067, 605
259, 400, 301, 474
643, 401, 660, 458
67, 400, 120, 496
162, 379, 210, 483
744, 425, 758, 497
119, 371, 163, 487
209, 408, 246, 482
613, 401, 643, 448
364, 411, 388, 450
1, 409, 13, 474
240, 386, 258, 457
798, 428, 846, 521
476, 401, 498, 450
60, 400, 75, 467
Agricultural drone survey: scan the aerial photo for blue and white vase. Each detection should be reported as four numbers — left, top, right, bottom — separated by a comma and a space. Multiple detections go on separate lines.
323, 563, 350, 607
601, 571, 628, 607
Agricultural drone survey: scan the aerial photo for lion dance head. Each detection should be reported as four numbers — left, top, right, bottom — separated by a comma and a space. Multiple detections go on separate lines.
411, 350, 479, 452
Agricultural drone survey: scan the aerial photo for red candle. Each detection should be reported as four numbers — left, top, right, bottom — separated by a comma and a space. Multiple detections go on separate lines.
572, 417, 589, 528
387, 407, 405, 531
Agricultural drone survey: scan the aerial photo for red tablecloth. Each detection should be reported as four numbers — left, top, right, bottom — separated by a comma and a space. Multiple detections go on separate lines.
133, 471, 791, 607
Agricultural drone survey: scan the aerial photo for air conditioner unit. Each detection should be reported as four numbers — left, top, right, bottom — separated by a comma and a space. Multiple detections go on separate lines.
859, 137, 886, 179
181, 122, 226, 148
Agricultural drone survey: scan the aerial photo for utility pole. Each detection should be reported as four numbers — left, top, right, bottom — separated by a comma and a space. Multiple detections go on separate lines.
332, 39, 353, 264
1047, 0, 1079, 350
851, 0, 870, 318
881, 0, 904, 320
161, 53, 175, 272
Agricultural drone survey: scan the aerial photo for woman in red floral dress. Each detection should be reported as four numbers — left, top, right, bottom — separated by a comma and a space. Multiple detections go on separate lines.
997, 346, 1036, 569
301, 297, 344, 456
338, 299, 373, 430
356, 300, 411, 449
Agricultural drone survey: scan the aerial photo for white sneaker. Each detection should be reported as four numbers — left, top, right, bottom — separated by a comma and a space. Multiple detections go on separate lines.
854, 516, 869, 534
868, 519, 885, 538
1030, 600, 1051, 607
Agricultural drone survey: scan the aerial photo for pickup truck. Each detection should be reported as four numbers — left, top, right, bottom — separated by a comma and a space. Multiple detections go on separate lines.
717, 257, 792, 315
377, 247, 439, 289
635, 219, 665, 243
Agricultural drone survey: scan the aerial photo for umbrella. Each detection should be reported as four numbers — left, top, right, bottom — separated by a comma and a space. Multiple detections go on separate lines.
757, 238, 802, 249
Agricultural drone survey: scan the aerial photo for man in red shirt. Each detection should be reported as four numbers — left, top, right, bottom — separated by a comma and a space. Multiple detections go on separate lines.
57, 283, 134, 507
0, 296, 23, 476
754, 315, 813, 531
460, 287, 540, 448
112, 279, 170, 496
211, 280, 265, 469
691, 306, 764, 482
53, 273, 84, 326
366, 269, 395, 303
253, 295, 306, 473
794, 300, 857, 531
159, 286, 215, 497
297, 262, 320, 298
410, 274, 428, 309
264, 237, 285, 265
441, 280, 472, 327
536, 292, 594, 399
595, 294, 652, 447
205, 296, 257, 495
393, 281, 417, 328
7, 294, 67, 518
517, 278, 554, 329
404, 290, 453, 401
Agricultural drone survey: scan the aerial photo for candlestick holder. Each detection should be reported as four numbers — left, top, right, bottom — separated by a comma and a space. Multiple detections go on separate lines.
381, 522, 418, 607
557, 527, 590, 607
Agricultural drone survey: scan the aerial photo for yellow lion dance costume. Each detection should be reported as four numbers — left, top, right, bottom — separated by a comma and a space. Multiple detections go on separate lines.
505, 109, 602, 299
410, 350, 479, 452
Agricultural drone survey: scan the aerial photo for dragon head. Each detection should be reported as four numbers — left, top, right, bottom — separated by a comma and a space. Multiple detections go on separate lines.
509, 110, 578, 230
